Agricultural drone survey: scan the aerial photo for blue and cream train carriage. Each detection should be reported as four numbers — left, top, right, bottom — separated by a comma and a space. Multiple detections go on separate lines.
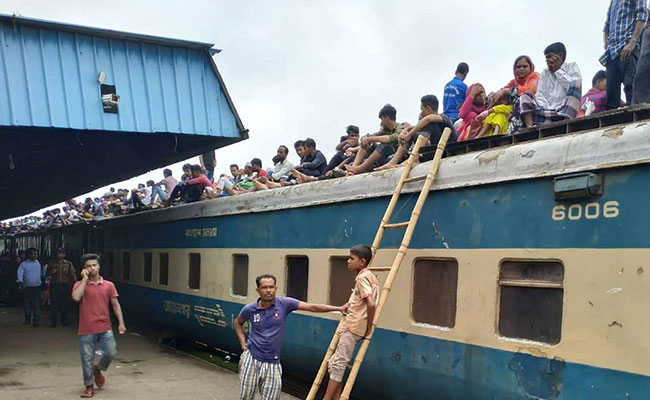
4, 108, 650, 399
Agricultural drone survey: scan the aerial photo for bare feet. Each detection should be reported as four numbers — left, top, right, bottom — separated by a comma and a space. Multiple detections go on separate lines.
253, 180, 268, 191
293, 169, 318, 184
344, 164, 365, 174
374, 162, 398, 171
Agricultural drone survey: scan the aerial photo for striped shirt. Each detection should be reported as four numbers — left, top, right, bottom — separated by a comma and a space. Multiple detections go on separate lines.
581, 88, 608, 114
600, 0, 649, 65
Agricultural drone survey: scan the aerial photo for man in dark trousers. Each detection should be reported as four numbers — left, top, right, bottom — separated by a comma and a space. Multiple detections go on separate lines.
72, 253, 126, 398
633, 21, 650, 104
46, 248, 77, 327
601, 0, 648, 109
199, 149, 217, 182
16, 247, 44, 327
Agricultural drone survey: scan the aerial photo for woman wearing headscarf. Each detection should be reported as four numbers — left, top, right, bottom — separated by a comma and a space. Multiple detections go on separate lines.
492, 55, 540, 134
504, 55, 540, 96
457, 83, 487, 141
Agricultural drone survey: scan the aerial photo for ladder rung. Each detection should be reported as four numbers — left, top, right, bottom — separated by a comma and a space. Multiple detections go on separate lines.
383, 221, 409, 229
369, 267, 391, 272
403, 175, 427, 184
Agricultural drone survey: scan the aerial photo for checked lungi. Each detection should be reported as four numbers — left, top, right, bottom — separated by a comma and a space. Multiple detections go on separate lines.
239, 349, 283, 400
519, 80, 582, 126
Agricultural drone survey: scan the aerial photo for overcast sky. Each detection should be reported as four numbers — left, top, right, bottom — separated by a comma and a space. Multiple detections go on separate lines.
2, 0, 616, 220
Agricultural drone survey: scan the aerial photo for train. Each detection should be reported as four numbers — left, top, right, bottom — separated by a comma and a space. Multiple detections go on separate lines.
3, 106, 650, 399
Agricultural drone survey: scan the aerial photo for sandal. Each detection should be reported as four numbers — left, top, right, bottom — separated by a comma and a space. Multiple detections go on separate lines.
80, 388, 94, 398
93, 366, 105, 389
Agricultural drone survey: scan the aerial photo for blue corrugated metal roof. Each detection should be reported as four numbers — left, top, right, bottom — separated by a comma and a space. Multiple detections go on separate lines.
0, 15, 248, 220
0, 14, 245, 137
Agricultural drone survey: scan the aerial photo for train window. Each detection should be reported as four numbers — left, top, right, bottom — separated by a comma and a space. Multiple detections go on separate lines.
189, 253, 201, 290
498, 260, 564, 344
159, 253, 169, 286
412, 258, 458, 328
232, 254, 249, 296
106, 251, 114, 278
329, 256, 355, 305
143, 252, 152, 283
122, 252, 130, 280
286, 256, 309, 301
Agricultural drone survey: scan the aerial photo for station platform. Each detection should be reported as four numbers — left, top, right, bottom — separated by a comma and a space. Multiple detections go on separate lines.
0, 306, 298, 400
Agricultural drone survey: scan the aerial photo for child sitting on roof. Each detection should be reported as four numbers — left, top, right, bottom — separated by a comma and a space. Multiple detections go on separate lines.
475, 91, 513, 138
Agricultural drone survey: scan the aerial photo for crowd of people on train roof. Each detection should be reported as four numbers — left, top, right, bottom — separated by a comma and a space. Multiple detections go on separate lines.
2, 4, 650, 235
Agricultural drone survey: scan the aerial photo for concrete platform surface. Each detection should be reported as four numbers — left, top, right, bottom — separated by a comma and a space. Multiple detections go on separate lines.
0, 307, 298, 400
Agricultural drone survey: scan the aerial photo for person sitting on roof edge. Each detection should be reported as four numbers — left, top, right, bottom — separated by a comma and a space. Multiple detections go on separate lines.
519, 42, 582, 128
325, 125, 360, 174
295, 138, 327, 177
253, 145, 294, 191
153, 168, 177, 203
475, 91, 513, 138
179, 163, 193, 183
376, 95, 457, 171
250, 158, 267, 178
165, 165, 211, 206
491, 55, 540, 134
215, 162, 255, 196
456, 84, 487, 141
345, 104, 403, 174
579, 70, 610, 117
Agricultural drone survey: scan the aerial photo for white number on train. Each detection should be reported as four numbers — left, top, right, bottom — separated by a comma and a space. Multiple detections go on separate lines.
552, 201, 619, 221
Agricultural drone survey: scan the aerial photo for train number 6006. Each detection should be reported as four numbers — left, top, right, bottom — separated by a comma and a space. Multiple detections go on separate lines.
552, 201, 619, 221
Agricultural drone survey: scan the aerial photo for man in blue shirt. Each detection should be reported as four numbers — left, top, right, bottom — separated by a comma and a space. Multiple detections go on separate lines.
16, 247, 45, 327
601, 0, 649, 109
442, 62, 469, 122
234, 274, 349, 400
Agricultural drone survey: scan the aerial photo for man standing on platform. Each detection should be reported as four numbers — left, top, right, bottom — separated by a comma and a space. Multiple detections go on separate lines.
16, 247, 44, 327
72, 253, 126, 398
46, 248, 77, 327
234, 274, 349, 400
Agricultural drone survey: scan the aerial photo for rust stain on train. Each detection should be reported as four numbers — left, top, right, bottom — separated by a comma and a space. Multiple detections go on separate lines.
509, 348, 565, 399
602, 127, 624, 139
476, 149, 506, 165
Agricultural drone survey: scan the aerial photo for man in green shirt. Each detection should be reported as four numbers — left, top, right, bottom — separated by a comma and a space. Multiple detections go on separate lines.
345, 104, 403, 174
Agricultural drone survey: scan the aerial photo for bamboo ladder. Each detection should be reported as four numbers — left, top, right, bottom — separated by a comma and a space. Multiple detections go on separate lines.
306, 128, 452, 400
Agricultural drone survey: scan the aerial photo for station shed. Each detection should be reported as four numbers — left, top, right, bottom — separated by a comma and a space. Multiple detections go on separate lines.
0, 14, 247, 220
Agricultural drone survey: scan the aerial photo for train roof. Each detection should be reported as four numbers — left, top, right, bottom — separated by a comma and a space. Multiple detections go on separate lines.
86, 105, 650, 229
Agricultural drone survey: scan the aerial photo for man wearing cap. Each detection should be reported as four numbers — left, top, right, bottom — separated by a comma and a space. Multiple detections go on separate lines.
46, 248, 77, 327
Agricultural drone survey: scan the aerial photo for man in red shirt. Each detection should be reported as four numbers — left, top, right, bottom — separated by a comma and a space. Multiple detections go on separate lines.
72, 253, 126, 398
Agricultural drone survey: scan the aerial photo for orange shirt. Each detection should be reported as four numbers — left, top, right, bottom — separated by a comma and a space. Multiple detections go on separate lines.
339, 268, 379, 337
